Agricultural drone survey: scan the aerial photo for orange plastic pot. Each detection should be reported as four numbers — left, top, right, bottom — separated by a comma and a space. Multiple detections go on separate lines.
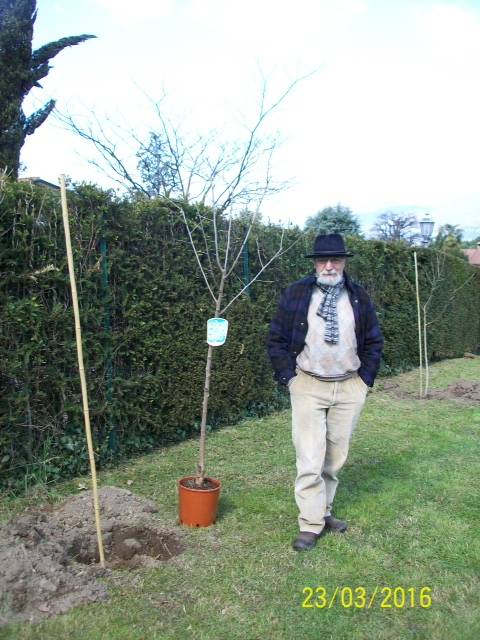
178, 476, 221, 527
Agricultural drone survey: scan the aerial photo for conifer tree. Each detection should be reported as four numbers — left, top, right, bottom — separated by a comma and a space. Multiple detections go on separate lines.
304, 204, 362, 236
0, 0, 95, 176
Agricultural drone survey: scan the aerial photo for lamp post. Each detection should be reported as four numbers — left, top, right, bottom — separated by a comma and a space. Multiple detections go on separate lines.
419, 214, 435, 246
413, 214, 435, 398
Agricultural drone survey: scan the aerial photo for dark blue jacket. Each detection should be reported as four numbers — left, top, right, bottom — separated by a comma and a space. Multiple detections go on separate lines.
266, 272, 384, 388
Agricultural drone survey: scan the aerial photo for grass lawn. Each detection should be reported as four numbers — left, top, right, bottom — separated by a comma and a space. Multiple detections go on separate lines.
1, 357, 479, 640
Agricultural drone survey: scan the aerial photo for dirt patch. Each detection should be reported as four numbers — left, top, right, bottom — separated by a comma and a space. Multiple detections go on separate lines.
0, 486, 185, 627
375, 381, 412, 400
378, 379, 480, 404
427, 379, 480, 403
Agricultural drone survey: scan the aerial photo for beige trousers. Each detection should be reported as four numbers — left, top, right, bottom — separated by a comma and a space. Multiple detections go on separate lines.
289, 369, 368, 534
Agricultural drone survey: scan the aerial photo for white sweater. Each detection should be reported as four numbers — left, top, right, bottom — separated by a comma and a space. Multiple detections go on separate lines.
296, 287, 361, 380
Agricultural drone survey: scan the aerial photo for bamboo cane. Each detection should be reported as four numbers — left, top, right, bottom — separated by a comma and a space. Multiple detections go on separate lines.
413, 251, 423, 399
59, 175, 105, 566
423, 306, 429, 397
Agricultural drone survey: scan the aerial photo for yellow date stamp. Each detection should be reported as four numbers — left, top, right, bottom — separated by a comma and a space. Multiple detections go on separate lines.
302, 586, 432, 609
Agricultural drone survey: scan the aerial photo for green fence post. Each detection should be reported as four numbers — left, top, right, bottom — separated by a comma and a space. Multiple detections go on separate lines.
100, 222, 117, 455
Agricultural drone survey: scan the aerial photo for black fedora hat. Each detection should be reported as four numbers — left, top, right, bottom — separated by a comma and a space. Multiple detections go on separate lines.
305, 233, 354, 258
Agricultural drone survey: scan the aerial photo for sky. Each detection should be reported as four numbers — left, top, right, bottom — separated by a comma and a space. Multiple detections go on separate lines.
21, 0, 480, 239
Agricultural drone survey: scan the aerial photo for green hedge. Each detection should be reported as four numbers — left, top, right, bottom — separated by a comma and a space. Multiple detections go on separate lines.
1, 180, 479, 490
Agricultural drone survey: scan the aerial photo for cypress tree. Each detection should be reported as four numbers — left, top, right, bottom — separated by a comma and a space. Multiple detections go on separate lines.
0, 0, 95, 176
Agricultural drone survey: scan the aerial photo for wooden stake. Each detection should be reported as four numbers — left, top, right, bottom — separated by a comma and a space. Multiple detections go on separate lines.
413, 251, 423, 399
423, 305, 429, 397
59, 175, 105, 566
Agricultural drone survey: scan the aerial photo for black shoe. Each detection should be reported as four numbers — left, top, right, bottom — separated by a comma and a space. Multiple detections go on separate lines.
324, 515, 347, 533
292, 531, 321, 551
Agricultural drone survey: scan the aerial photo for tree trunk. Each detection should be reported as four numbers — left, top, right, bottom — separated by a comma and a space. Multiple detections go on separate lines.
0, 116, 24, 178
196, 343, 214, 485
196, 272, 226, 486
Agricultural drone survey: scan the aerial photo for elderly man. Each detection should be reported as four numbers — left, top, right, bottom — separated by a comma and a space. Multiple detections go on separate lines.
267, 233, 384, 551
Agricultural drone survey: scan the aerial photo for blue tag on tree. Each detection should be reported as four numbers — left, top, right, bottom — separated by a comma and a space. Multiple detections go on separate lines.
207, 318, 229, 346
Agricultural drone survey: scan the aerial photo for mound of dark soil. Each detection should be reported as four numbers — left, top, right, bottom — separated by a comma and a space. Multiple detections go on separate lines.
378, 379, 480, 404
428, 379, 480, 403
0, 486, 185, 627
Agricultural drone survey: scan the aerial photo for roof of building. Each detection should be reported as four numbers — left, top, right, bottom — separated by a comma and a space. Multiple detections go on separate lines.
18, 177, 60, 191
463, 244, 480, 266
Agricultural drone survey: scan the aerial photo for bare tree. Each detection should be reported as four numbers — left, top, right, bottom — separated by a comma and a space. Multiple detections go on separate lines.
372, 211, 420, 245
419, 252, 446, 395
167, 79, 311, 486
421, 255, 476, 396
404, 250, 477, 397
60, 74, 316, 486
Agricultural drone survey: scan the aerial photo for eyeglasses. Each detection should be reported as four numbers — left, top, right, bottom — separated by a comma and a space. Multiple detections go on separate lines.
314, 257, 345, 264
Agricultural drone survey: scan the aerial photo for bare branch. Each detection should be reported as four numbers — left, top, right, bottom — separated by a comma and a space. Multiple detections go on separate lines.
224, 143, 276, 278
422, 252, 446, 311
151, 101, 187, 199
173, 203, 217, 303
256, 237, 265, 270
211, 198, 223, 273
212, 70, 319, 212
225, 211, 258, 278
56, 109, 149, 196
223, 211, 234, 271
426, 271, 477, 326
187, 138, 210, 201
219, 230, 304, 315
196, 209, 218, 289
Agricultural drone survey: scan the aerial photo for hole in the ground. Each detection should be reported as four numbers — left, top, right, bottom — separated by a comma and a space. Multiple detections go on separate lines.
68, 525, 185, 567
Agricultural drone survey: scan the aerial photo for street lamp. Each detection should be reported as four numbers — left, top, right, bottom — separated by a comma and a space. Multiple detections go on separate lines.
419, 214, 435, 246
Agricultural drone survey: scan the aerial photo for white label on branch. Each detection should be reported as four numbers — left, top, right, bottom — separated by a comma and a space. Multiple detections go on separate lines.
207, 318, 228, 346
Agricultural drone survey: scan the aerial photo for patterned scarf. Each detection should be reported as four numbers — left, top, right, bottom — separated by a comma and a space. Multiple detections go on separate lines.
316, 276, 345, 344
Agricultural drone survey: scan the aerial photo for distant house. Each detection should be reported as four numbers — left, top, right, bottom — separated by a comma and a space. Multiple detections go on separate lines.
463, 243, 480, 267
18, 176, 60, 191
